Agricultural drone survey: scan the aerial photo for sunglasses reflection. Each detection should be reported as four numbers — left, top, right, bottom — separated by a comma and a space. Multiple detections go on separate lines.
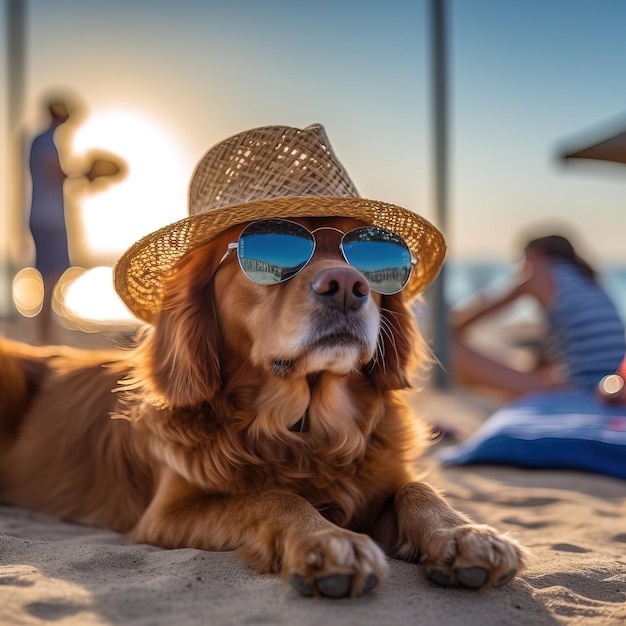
235, 219, 414, 295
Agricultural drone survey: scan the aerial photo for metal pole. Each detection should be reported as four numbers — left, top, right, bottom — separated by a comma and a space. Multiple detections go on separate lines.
430, 0, 450, 388
3, 0, 27, 317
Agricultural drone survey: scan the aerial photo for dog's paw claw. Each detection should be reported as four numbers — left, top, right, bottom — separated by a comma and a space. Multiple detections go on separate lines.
496, 568, 517, 587
363, 573, 379, 593
315, 574, 352, 598
457, 566, 489, 589
289, 573, 314, 597
427, 569, 453, 587
418, 524, 527, 590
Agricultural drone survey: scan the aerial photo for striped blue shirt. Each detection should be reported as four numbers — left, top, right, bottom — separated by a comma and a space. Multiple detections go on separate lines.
547, 260, 626, 391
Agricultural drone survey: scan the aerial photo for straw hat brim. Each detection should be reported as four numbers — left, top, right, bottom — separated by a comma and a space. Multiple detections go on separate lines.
114, 195, 446, 323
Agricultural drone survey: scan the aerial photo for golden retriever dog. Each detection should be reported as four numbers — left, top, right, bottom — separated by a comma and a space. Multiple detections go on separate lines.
0, 216, 527, 598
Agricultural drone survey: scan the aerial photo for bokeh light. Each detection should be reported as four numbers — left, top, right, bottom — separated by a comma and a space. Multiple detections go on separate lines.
54, 266, 139, 332
12, 267, 44, 317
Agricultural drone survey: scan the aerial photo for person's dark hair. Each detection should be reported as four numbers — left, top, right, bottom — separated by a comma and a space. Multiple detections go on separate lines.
46, 100, 70, 123
524, 235, 596, 281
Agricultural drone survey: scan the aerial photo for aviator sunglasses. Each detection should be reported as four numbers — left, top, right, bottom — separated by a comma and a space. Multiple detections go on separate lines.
221, 218, 416, 295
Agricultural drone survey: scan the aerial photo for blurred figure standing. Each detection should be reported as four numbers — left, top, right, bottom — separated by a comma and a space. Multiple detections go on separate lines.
451, 234, 626, 398
28, 99, 72, 342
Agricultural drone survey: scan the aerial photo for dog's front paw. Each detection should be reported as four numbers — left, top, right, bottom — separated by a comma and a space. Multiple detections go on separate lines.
421, 524, 528, 590
283, 528, 388, 598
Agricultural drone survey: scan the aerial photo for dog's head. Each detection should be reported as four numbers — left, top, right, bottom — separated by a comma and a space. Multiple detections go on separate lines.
139, 216, 430, 409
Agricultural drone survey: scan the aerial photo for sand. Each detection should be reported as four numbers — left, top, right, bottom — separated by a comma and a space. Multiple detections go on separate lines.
1, 320, 625, 625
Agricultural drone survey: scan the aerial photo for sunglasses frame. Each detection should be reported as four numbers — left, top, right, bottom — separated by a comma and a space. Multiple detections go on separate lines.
220, 218, 416, 295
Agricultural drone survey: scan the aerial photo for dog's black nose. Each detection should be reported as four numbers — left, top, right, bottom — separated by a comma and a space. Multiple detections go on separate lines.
311, 267, 370, 312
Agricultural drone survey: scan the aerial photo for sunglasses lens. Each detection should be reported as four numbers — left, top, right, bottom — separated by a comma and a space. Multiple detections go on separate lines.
237, 219, 315, 285
341, 227, 412, 295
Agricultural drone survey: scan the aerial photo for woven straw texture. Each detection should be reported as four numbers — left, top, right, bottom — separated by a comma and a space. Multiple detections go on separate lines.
189, 124, 360, 214
114, 124, 446, 323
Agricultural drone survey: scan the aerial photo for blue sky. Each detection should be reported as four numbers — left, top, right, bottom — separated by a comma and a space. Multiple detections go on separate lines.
2, 0, 626, 271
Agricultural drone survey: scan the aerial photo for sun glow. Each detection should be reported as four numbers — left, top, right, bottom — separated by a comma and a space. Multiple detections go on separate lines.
49, 108, 194, 327
71, 108, 191, 261
55, 267, 138, 330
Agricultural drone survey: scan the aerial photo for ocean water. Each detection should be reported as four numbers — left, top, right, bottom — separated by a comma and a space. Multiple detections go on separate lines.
443, 261, 626, 325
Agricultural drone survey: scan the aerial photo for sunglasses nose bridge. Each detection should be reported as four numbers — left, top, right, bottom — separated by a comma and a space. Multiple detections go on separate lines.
309, 225, 344, 247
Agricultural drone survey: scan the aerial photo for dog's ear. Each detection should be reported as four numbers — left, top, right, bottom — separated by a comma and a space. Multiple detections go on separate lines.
372, 294, 431, 390
143, 244, 223, 408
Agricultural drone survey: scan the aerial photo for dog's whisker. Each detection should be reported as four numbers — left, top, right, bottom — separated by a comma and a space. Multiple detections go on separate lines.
373, 333, 387, 374
378, 315, 402, 374
379, 305, 417, 322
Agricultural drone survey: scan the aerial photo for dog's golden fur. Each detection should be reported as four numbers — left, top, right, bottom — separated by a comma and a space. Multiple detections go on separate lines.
0, 217, 527, 597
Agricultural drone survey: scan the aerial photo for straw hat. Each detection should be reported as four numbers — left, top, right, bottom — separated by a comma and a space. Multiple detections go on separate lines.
114, 123, 446, 323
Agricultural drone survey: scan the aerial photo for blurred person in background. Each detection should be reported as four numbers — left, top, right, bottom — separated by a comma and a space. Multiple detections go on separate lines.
27, 94, 125, 342
451, 233, 626, 398
28, 97, 73, 342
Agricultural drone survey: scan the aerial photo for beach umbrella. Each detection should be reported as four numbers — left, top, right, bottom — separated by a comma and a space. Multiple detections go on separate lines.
86, 157, 123, 181
562, 122, 626, 166
66, 151, 127, 184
